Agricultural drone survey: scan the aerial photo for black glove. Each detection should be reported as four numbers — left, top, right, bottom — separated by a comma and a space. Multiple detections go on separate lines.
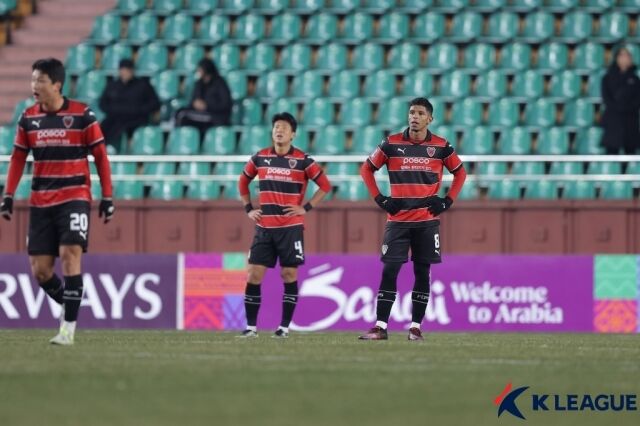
99, 198, 115, 223
374, 194, 402, 215
0, 196, 13, 221
423, 196, 453, 216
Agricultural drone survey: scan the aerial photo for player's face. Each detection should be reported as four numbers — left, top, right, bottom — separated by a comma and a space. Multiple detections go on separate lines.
408, 105, 433, 131
272, 120, 295, 147
31, 70, 61, 105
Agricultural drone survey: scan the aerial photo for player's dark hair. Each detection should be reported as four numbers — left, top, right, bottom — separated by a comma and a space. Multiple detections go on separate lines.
409, 97, 434, 115
271, 112, 297, 132
32, 58, 66, 91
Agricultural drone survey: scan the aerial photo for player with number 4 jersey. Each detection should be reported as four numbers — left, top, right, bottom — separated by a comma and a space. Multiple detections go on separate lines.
237, 112, 331, 339
0, 58, 114, 345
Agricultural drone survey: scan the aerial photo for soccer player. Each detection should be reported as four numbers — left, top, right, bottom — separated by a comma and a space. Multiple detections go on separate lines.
237, 112, 331, 338
0, 58, 114, 345
358, 97, 466, 341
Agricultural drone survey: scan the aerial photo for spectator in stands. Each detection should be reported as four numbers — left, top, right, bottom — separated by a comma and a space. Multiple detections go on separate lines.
99, 58, 160, 151
600, 47, 640, 155
175, 58, 232, 138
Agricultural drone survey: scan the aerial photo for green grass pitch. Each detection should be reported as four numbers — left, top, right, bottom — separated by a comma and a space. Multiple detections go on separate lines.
0, 330, 638, 426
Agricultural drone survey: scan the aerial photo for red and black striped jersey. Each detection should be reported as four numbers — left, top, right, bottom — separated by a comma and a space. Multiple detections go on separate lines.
13, 98, 108, 207
242, 146, 328, 229
367, 128, 463, 225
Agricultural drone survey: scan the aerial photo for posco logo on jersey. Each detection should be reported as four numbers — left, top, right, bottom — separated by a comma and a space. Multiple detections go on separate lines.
266, 167, 291, 175
37, 129, 67, 139
402, 157, 429, 165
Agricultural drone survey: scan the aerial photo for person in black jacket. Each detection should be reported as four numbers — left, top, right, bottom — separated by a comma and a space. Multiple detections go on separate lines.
99, 59, 161, 151
175, 58, 232, 139
600, 47, 640, 155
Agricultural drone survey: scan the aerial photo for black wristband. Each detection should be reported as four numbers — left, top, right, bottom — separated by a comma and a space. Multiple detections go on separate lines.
303, 202, 313, 212
244, 203, 253, 213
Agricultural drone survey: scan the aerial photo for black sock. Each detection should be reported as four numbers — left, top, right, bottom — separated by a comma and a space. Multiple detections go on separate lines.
411, 262, 431, 324
39, 274, 64, 305
63, 275, 84, 322
376, 262, 402, 323
281, 281, 299, 328
244, 283, 261, 327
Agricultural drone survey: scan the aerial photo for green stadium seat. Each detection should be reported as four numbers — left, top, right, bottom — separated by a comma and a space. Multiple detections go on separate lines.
110, 162, 138, 177
291, 71, 324, 100
223, 71, 247, 100
185, 0, 216, 15
498, 127, 532, 154
594, 12, 629, 43
351, 125, 384, 154
377, 98, 407, 128
547, 0, 578, 11
435, 125, 456, 145
304, 13, 338, 43
460, 126, 494, 154
235, 99, 263, 126
212, 45, 241, 72
166, 127, 200, 155
619, 0, 640, 11
573, 42, 605, 74
505, 0, 540, 11
361, 0, 394, 13
523, 181, 558, 200
13, 178, 31, 201
425, 43, 458, 72
364, 70, 396, 99
563, 181, 595, 199
293, 126, 311, 152
315, 43, 348, 72
487, 179, 520, 199
387, 42, 420, 73
114, 0, 145, 15
498, 42, 531, 72
410, 12, 445, 43
135, 43, 169, 76
340, 98, 372, 127
575, 127, 604, 154
583, 0, 614, 12
130, 126, 164, 155
186, 180, 221, 200
239, 126, 271, 155
172, 44, 204, 75
518, 11, 554, 43
439, 70, 471, 99
482, 11, 518, 43
456, 180, 479, 200
290, 0, 323, 14
265, 98, 298, 124
550, 162, 583, 175
219, 0, 253, 15
278, 44, 312, 74
153, 0, 182, 16
254, 0, 288, 14
470, 0, 505, 11
432, 0, 469, 13
511, 70, 544, 100
255, 71, 288, 99
600, 181, 632, 200
161, 14, 194, 46
215, 162, 245, 177
463, 43, 496, 72
328, 70, 360, 100
351, 43, 384, 73
202, 127, 236, 155
126, 13, 158, 44
231, 15, 265, 44
244, 43, 276, 73
428, 97, 446, 124
558, 11, 592, 43
335, 181, 369, 201
326, 0, 359, 13
626, 162, 640, 175
101, 43, 133, 73
314, 125, 346, 154
475, 70, 507, 99
65, 44, 95, 74
268, 13, 302, 44
548, 70, 581, 101
401, 70, 434, 97
150, 181, 183, 200
88, 14, 121, 45
376, 12, 409, 43
587, 161, 622, 175
448, 12, 482, 43
304, 99, 334, 126
537, 127, 570, 154
564, 99, 595, 128
340, 12, 373, 43
537, 42, 569, 73
220, 181, 240, 200
143, 162, 176, 176
0, 126, 16, 154
178, 162, 211, 177
197, 15, 230, 44
114, 180, 144, 200
512, 161, 545, 175
398, 0, 433, 13
450, 99, 482, 127
75, 70, 106, 102
524, 99, 556, 127
326, 162, 359, 178
10, 99, 31, 125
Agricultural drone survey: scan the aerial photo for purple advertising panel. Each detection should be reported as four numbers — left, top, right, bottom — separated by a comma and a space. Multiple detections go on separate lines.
250, 255, 594, 332
0, 254, 178, 329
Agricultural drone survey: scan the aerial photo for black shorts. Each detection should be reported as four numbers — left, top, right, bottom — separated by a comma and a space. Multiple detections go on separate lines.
27, 201, 91, 256
381, 222, 442, 264
248, 225, 305, 268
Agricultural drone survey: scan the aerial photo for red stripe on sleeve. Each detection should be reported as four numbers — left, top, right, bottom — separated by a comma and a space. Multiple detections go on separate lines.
90, 142, 113, 198
360, 161, 381, 198
4, 148, 28, 196
313, 171, 332, 193
238, 173, 251, 196
447, 166, 467, 201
